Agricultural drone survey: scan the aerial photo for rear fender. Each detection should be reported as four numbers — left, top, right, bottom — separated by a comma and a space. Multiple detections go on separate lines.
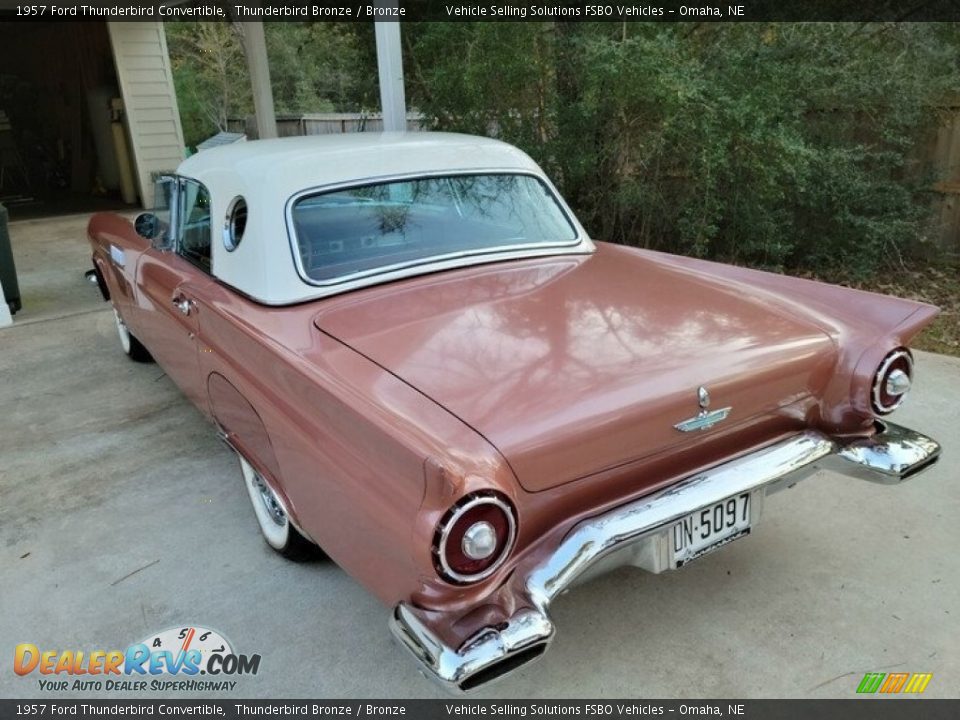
207, 372, 295, 524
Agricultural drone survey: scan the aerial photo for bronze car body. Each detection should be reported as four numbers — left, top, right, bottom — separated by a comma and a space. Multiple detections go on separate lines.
88, 133, 941, 692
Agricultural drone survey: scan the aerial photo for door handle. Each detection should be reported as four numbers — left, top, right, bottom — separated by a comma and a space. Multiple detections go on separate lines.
172, 296, 195, 316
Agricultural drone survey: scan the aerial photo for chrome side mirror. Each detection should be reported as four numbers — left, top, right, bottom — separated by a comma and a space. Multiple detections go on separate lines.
134, 213, 161, 240
133, 213, 172, 250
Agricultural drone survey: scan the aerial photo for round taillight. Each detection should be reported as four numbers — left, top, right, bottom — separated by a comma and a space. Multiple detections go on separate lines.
434, 493, 516, 584
872, 349, 913, 414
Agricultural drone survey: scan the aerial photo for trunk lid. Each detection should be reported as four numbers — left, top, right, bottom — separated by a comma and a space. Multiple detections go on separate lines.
313, 245, 837, 492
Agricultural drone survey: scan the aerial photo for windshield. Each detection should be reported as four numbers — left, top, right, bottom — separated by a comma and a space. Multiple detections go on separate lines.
290, 174, 578, 283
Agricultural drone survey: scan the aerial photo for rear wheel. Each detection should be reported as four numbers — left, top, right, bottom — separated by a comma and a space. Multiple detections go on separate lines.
113, 308, 152, 362
238, 455, 319, 560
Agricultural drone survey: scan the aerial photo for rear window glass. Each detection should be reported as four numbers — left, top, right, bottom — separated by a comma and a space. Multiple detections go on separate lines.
290, 174, 578, 283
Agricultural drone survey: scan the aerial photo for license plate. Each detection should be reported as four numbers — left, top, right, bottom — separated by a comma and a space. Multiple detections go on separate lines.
671, 492, 751, 568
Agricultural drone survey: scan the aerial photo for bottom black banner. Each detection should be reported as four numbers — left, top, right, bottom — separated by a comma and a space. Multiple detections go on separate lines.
1, 700, 957, 720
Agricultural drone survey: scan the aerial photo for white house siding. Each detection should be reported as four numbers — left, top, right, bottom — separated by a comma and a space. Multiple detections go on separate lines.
107, 22, 185, 208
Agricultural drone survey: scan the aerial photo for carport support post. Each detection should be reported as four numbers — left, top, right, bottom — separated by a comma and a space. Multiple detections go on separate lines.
375, 15, 407, 132
240, 22, 278, 140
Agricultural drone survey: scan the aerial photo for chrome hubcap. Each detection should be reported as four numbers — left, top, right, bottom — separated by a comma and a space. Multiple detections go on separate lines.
251, 471, 286, 526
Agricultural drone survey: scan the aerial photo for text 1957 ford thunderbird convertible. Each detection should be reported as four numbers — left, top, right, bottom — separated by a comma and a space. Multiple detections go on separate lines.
88, 132, 941, 692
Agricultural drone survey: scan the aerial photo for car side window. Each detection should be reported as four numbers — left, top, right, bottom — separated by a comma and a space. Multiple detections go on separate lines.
178, 179, 212, 273
152, 177, 177, 248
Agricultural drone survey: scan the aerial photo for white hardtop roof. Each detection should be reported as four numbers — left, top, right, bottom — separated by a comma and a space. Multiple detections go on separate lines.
173, 132, 592, 306
177, 132, 543, 192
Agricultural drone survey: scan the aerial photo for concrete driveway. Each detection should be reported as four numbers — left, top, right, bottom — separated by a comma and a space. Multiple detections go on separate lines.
1, 214, 958, 699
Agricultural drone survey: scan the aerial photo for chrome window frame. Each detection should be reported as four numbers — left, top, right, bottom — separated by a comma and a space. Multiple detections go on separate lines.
151, 175, 180, 252
175, 176, 214, 274
284, 169, 590, 289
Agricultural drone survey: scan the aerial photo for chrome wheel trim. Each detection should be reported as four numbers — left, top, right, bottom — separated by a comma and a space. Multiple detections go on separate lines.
239, 456, 290, 549
113, 308, 131, 355
253, 472, 286, 526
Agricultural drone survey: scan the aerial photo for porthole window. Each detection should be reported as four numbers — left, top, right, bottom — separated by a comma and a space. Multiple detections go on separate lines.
223, 196, 248, 252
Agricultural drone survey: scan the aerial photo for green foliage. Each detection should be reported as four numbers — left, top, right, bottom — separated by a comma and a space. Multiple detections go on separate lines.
165, 21, 957, 276
165, 22, 376, 149
264, 23, 376, 115
406, 22, 959, 276
166, 22, 250, 148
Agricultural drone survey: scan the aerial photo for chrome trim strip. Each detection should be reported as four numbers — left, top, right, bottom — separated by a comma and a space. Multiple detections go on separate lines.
526, 430, 834, 609
283, 169, 593, 291
109, 244, 126, 268
390, 422, 940, 693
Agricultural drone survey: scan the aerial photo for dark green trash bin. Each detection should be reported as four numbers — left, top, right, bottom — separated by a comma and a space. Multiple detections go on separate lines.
0, 202, 21, 314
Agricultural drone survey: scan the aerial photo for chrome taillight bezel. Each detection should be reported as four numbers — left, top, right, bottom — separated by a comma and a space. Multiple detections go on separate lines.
433, 492, 517, 585
871, 348, 914, 415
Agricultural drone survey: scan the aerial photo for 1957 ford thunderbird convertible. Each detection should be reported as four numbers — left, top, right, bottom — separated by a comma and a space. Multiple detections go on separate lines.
88, 133, 941, 691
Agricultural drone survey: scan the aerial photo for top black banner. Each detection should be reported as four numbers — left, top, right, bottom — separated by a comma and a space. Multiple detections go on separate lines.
1, 0, 959, 22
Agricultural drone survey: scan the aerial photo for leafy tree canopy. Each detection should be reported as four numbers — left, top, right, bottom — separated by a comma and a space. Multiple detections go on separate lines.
167, 21, 960, 275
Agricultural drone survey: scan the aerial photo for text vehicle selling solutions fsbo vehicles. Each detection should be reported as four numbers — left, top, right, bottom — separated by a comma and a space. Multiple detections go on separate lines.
87, 132, 941, 692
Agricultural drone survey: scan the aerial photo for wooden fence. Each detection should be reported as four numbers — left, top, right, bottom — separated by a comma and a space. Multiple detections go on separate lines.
927, 104, 960, 255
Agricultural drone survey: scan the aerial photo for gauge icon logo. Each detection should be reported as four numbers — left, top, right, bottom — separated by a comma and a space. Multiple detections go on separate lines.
126, 625, 259, 677
137, 626, 233, 662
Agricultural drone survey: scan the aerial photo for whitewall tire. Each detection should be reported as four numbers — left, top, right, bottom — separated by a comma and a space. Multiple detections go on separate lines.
113, 308, 152, 362
238, 455, 319, 560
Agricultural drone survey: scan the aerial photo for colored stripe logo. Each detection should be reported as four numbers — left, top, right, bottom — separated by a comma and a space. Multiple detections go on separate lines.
857, 672, 932, 694
903, 673, 934, 694
856, 673, 885, 693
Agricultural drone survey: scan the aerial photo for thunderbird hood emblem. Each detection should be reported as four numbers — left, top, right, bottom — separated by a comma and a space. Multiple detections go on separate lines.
675, 386, 731, 432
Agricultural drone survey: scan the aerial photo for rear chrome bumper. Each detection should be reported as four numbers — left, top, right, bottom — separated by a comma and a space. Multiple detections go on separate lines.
390, 421, 940, 693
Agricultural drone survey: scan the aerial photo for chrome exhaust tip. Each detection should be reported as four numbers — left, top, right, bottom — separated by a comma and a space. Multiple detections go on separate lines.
389, 603, 554, 693
456, 642, 549, 692
834, 421, 941, 484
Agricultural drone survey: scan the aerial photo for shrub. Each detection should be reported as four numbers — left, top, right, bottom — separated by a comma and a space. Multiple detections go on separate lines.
407, 22, 959, 276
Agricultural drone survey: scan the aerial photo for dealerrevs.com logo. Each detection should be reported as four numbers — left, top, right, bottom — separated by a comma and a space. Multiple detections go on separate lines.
14, 626, 261, 692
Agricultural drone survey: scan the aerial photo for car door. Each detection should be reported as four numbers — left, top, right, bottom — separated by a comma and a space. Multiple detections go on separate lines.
136, 177, 213, 412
